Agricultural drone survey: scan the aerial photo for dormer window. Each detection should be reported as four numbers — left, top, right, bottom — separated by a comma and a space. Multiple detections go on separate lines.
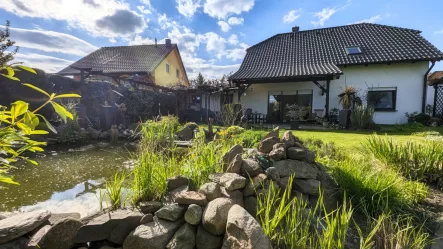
346, 46, 362, 55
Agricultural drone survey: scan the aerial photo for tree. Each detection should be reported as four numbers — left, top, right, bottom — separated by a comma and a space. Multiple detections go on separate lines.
196, 72, 205, 86
0, 21, 19, 66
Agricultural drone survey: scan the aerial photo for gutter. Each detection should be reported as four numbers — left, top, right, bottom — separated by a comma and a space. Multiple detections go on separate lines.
422, 61, 436, 113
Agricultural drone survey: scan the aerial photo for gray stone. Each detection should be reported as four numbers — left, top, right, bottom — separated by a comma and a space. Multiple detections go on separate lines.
167, 176, 190, 191
196, 225, 223, 249
219, 173, 247, 191
305, 150, 316, 163
155, 204, 186, 222
242, 174, 267, 197
247, 148, 259, 158
74, 209, 143, 244
198, 182, 221, 201
282, 130, 298, 148
208, 173, 224, 184
140, 214, 154, 224
87, 127, 100, 140
222, 205, 272, 249
175, 191, 207, 206
258, 136, 280, 153
287, 147, 308, 160
40, 218, 83, 249
241, 159, 263, 177
226, 154, 242, 174
166, 223, 196, 249
202, 198, 234, 235
139, 201, 162, 214
27, 225, 51, 249
123, 217, 184, 249
273, 160, 318, 178
243, 197, 258, 218
310, 189, 341, 213
98, 131, 110, 139
163, 185, 189, 204
262, 126, 279, 140
269, 143, 286, 161
178, 126, 193, 141
0, 210, 51, 244
291, 191, 310, 203
184, 204, 203, 225
221, 188, 244, 207
48, 212, 81, 225
223, 145, 243, 171
264, 167, 280, 182
0, 236, 29, 249
294, 179, 321, 195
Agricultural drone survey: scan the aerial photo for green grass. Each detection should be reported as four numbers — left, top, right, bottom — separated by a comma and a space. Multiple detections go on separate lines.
105, 171, 128, 210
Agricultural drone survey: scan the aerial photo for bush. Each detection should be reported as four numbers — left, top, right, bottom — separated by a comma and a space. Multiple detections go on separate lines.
236, 129, 267, 148
138, 115, 181, 151
350, 105, 374, 129
184, 122, 198, 131
58, 102, 89, 145
221, 103, 243, 126
414, 113, 431, 126
226, 125, 245, 136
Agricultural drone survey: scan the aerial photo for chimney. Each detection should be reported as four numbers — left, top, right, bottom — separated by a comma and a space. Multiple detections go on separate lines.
292, 26, 300, 32
155, 38, 157, 47
165, 38, 171, 47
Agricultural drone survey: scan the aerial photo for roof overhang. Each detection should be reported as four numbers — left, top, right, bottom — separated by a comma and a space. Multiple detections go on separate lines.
231, 73, 342, 85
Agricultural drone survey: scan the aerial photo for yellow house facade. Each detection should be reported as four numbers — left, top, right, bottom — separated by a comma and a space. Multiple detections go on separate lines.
154, 47, 189, 87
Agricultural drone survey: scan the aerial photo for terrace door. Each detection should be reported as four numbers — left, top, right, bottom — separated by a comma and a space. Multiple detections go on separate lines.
268, 90, 313, 123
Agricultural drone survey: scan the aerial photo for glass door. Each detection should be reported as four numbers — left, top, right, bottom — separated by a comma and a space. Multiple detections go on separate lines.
268, 90, 313, 123
268, 92, 282, 123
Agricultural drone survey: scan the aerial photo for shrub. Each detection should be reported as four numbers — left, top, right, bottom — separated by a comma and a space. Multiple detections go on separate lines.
183, 122, 198, 131
221, 103, 242, 126
350, 105, 374, 129
58, 102, 89, 144
236, 129, 267, 148
414, 113, 431, 126
226, 125, 245, 136
138, 115, 180, 151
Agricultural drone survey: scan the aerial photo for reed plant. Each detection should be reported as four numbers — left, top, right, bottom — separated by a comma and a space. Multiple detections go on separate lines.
105, 171, 128, 210
350, 105, 375, 129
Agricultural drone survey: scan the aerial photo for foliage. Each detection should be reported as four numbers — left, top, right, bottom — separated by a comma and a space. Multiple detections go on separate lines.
138, 115, 181, 151
286, 104, 308, 121
350, 105, 374, 129
196, 72, 205, 86
0, 64, 80, 185
338, 85, 358, 109
226, 125, 245, 136
425, 104, 434, 116
0, 21, 18, 66
220, 103, 243, 126
58, 102, 88, 144
393, 122, 425, 132
183, 122, 198, 131
404, 112, 431, 125
105, 171, 128, 210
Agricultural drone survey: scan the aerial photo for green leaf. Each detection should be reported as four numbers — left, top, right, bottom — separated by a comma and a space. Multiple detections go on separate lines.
16, 122, 32, 134
0, 175, 19, 185
29, 130, 49, 135
50, 101, 73, 123
53, 94, 81, 99
24, 111, 39, 129
6, 67, 14, 77
36, 114, 57, 134
23, 158, 38, 166
0, 73, 20, 81
16, 65, 37, 74
11, 101, 28, 123
22, 83, 50, 97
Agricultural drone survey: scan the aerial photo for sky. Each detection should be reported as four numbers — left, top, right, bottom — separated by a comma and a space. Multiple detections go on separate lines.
1, 0, 443, 79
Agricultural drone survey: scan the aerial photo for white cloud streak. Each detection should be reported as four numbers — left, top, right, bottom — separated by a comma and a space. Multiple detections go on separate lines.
203, 0, 254, 19
12, 53, 74, 73
283, 9, 302, 24
350, 15, 382, 24
176, 0, 201, 18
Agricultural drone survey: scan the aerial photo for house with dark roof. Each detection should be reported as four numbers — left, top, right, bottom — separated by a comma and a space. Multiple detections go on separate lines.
229, 23, 443, 124
58, 39, 189, 88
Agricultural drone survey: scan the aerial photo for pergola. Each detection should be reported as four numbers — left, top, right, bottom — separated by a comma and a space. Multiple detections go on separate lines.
428, 71, 443, 117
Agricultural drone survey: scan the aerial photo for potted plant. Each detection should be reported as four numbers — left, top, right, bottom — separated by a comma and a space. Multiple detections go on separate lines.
338, 86, 358, 128
286, 104, 308, 130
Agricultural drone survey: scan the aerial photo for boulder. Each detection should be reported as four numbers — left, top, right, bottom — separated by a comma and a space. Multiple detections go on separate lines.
269, 143, 286, 161
258, 137, 280, 153
309, 189, 340, 212
222, 205, 272, 249
208, 173, 224, 184
198, 182, 221, 201
155, 204, 186, 222
0, 236, 29, 249
241, 159, 263, 177
264, 167, 280, 182
273, 160, 318, 178
196, 225, 223, 249
163, 185, 189, 204
219, 173, 247, 191
176, 191, 207, 206
0, 210, 51, 244
48, 213, 81, 225
166, 223, 196, 249
177, 126, 193, 141
140, 214, 154, 224
294, 179, 320, 195
291, 191, 310, 203
87, 127, 100, 140
226, 154, 242, 174
74, 210, 143, 244
123, 217, 184, 249
28, 225, 51, 249
247, 148, 259, 158
202, 198, 234, 235
98, 131, 110, 139
243, 197, 258, 218
282, 130, 298, 148
167, 176, 190, 191
139, 201, 162, 214
221, 188, 244, 207
262, 126, 279, 140
287, 147, 307, 160
40, 218, 83, 249
184, 204, 203, 225
242, 174, 267, 197
223, 145, 243, 171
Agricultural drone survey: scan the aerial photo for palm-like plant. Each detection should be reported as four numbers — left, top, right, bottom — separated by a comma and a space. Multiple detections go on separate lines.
338, 86, 358, 109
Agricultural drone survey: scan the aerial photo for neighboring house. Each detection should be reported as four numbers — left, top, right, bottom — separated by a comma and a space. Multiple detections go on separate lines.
58, 39, 189, 88
229, 23, 443, 124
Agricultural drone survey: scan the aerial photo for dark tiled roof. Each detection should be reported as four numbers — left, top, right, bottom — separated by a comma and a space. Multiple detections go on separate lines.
58, 44, 176, 75
231, 23, 443, 80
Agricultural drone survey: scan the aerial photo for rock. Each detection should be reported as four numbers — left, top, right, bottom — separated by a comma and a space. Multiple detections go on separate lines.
198, 182, 221, 201
178, 126, 193, 141
242, 174, 267, 197
88, 240, 121, 249
98, 131, 110, 139
221, 188, 244, 207
247, 148, 259, 158
208, 173, 224, 184
196, 225, 223, 249
282, 130, 299, 148
278, 176, 291, 189
243, 197, 258, 218
175, 191, 207, 206
167, 176, 190, 191
166, 223, 196, 249
264, 167, 280, 182
226, 154, 242, 174
223, 145, 243, 171
123, 217, 184, 249
74, 209, 143, 244
184, 204, 203, 225
219, 173, 247, 191
155, 204, 186, 222
287, 147, 307, 160
48, 213, 81, 225
241, 159, 263, 177
222, 205, 272, 249
139, 201, 162, 214
87, 127, 100, 140
0, 210, 51, 244
28, 225, 51, 249
140, 214, 154, 224
294, 179, 320, 195
40, 218, 83, 249
163, 185, 189, 204
262, 126, 279, 140
305, 150, 316, 163
269, 143, 286, 161
273, 160, 318, 178
0, 236, 29, 249
291, 191, 310, 203
309, 189, 340, 212
202, 198, 234, 235
258, 137, 280, 153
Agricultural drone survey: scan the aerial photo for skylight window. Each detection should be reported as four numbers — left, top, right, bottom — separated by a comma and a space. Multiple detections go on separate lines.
346, 46, 362, 55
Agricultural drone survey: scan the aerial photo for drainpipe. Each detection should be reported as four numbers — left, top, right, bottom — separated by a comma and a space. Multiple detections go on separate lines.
422, 61, 436, 113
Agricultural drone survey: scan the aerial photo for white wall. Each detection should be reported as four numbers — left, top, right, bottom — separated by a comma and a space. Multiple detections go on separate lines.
237, 61, 430, 124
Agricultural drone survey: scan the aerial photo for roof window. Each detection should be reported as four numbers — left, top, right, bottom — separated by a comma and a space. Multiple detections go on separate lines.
346, 46, 362, 55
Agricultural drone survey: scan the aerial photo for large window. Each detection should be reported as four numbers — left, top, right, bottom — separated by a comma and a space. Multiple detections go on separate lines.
367, 87, 397, 111
267, 90, 313, 122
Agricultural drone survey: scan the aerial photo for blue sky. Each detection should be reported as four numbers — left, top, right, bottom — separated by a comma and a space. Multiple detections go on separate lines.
1, 0, 443, 79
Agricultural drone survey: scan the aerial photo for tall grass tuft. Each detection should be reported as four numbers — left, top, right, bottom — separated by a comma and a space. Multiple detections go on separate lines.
138, 115, 180, 151
350, 105, 375, 129
105, 171, 128, 210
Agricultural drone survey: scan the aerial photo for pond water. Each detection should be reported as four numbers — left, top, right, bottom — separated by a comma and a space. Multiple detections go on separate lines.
0, 143, 134, 217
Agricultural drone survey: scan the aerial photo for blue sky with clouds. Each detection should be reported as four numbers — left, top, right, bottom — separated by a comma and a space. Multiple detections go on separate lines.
1, 0, 443, 79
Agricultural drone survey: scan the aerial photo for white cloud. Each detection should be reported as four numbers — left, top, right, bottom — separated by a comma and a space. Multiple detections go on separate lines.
228, 34, 239, 45
311, 7, 337, 26
0, 0, 148, 38
225, 43, 248, 61
351, 15, 382, 24
2, 26, 98, 56
128, 35, 156, 45
109, 38, 117, 43
283, 9, 302, 24
137, 5, 151, 14
203, 0, 255, 19
203, 32, 227, 59
158, 13, 181, 30
176, 0, 201, 18
228, 17, 244, 25
218, 21, 231, 32
12, 53, 74, 73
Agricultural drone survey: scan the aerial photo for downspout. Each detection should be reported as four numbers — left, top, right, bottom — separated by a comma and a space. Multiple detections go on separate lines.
422, 61, 436, 113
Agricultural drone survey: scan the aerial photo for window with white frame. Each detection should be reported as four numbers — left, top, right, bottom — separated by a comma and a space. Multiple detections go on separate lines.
166, 63, 170, 73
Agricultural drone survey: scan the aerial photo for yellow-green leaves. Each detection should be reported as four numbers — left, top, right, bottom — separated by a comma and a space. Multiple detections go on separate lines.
36, 114, 57, 134
11, 101, 28, 123
16, 65, 37, 74
50, 101, 73, 123
22, 83, 50, 97
54, 94, 81, 99
24, 111, 39, 130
